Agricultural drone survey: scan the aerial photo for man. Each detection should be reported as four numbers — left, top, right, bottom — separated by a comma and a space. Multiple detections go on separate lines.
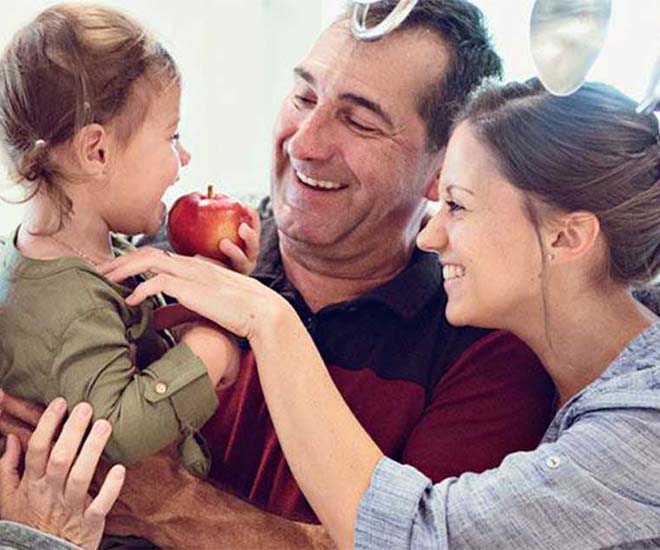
0, 0, 555, 547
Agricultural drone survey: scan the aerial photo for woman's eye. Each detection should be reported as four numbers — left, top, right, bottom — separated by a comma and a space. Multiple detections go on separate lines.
445, 199, 464, 213
170, 132, 180, 142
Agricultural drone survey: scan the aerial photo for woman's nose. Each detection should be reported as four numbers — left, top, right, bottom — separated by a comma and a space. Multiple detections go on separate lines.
417, 210, 449, 253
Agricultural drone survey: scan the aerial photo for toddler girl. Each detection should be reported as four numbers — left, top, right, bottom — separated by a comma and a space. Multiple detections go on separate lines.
0, 3, 256, 476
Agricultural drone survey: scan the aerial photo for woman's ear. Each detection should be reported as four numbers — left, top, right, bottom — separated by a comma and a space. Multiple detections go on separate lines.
545, 211, 601, 263
424, 148, 446, 201
72, 123, 111, 177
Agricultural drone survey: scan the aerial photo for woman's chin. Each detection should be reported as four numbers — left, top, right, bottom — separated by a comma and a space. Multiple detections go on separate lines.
445, 304, 471, 327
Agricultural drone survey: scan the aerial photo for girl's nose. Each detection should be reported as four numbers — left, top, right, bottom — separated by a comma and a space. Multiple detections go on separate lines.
177, 142, 191, 167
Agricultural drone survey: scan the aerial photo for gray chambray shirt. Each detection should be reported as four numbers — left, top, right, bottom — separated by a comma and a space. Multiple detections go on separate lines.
0, 521, 79, 550
356, 322, 660, 549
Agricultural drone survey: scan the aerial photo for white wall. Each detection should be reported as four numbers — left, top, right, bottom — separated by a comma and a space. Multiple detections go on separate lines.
1, 0, 659, 236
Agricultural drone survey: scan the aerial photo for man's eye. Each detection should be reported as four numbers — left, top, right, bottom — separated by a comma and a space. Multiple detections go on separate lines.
294, 95, 316, 108
346, 117, 377, 133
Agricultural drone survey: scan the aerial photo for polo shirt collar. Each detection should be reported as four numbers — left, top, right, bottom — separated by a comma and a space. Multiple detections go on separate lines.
253, 214, 444, 321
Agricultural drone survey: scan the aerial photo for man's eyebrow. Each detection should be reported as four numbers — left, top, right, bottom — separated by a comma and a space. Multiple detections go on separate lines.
293, 66, 394, 129
293, 66, 315, 86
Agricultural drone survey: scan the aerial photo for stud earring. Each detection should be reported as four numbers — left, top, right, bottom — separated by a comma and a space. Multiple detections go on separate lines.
547, 253, 555, 262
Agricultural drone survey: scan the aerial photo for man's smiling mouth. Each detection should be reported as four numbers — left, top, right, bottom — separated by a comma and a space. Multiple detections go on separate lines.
295, 169, 347, 191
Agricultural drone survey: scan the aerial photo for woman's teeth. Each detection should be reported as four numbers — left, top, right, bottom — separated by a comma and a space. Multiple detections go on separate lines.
296, 170, 344, 190
443, 264, 466, 280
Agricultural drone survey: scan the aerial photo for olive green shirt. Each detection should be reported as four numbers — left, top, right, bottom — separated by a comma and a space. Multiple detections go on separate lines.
0, 230, 218, 476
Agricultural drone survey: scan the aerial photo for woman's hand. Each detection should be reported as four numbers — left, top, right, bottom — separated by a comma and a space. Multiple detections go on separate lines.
0, 399, 125, 550
98, 248, 291, 342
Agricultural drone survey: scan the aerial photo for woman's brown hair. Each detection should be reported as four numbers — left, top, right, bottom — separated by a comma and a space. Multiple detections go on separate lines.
0, 3, 179, 225
457, 78, 660, 286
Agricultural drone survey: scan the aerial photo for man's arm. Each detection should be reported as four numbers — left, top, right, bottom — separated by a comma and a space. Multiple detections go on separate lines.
105, 448, 336, 550
0, 391, 334, 550
401, 330, 556, 480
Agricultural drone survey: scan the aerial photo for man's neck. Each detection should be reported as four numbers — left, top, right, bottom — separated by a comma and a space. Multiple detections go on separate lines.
279, 233, 416, 313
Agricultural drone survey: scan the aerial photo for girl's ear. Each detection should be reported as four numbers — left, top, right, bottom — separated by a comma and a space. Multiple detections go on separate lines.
545, 211, 601, 263
72, 123, 111, 177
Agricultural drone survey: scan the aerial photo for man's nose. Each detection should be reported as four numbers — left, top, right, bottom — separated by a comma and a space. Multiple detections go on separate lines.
287, 105, 336, 161
417, 210, 449, 253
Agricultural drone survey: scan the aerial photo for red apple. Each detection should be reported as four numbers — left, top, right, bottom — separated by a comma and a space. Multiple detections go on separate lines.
167, 185, 251, 262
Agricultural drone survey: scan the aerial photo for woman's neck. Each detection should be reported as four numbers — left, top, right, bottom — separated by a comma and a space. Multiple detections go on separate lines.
18, 193, 114, 265
514, 284, 658, 409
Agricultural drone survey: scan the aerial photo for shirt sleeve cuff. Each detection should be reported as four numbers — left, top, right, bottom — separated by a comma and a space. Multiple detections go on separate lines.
355, 457, 434, 549
0, 521, 81, 550
143, 343, 219, 430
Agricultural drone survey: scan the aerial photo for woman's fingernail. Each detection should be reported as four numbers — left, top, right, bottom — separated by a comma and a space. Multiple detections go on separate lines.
52, 397, 67, 413
94, 420, 112, 435
74, 402, 92, 418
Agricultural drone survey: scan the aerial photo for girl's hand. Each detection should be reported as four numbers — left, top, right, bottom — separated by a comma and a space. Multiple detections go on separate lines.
177, 323, 241, 389
219, 207, 260, 275
98, 248, 291, 342
0, 399, 125, 550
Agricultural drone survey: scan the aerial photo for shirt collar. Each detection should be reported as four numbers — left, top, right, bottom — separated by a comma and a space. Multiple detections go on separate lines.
253, 212, 444, 321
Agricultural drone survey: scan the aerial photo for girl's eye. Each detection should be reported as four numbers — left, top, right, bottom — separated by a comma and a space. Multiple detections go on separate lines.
171, 132, 180, 142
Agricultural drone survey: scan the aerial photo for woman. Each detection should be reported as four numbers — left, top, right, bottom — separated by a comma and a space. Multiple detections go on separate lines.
100, 79, 660, 548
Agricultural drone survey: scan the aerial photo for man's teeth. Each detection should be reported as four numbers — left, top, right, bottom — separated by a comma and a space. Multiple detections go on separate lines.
297, 171, 344, 190
443, 264, 466, 281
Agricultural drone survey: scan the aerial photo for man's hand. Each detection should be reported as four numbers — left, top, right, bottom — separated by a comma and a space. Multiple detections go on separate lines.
106, 449, 336, 549
0, 389, 43, 450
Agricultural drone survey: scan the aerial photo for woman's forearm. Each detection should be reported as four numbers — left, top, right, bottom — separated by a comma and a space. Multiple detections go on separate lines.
250, 306, 384, 548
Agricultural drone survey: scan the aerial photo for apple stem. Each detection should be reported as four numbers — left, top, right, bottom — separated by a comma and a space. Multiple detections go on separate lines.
207, 184, 214, 199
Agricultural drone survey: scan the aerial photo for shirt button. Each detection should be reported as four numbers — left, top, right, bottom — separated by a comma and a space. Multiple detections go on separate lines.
546, 456, 561, 469
155, 382, 168, 395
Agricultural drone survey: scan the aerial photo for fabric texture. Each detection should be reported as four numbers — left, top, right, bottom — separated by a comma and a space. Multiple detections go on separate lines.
0, 230, 218, 476
356, 321, 660, 549
0, 521, 80, 550
199, 204, 556, 523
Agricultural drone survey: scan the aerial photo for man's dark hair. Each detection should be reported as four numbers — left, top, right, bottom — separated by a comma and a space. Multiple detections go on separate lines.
344, 0, 502, 151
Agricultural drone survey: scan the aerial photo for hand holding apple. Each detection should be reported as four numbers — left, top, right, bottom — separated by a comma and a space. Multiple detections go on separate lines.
167, 185, 253, 264
157, 186, 259, 331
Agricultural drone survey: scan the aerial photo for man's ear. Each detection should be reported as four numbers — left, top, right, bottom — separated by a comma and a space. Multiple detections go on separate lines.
72, 123, 111, 177
424, 148, 445, 201
546, 211, 601, 262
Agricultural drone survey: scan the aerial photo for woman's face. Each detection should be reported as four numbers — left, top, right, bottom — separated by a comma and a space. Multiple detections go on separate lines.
417, 122, 545, 330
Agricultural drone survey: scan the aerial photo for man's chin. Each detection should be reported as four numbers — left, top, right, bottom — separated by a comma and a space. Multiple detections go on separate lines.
273, 198, 357, 249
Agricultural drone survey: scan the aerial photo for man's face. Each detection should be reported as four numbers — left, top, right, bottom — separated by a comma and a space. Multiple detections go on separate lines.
271, 22, 448, 254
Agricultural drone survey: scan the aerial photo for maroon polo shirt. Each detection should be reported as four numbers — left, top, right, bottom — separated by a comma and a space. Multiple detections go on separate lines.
200, 211, 556, 523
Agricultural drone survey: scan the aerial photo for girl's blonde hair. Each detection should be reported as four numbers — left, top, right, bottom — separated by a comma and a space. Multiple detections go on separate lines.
0, 3, 179, 225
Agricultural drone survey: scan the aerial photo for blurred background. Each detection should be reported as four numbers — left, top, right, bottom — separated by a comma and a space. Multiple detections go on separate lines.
1, 0, 659, 236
